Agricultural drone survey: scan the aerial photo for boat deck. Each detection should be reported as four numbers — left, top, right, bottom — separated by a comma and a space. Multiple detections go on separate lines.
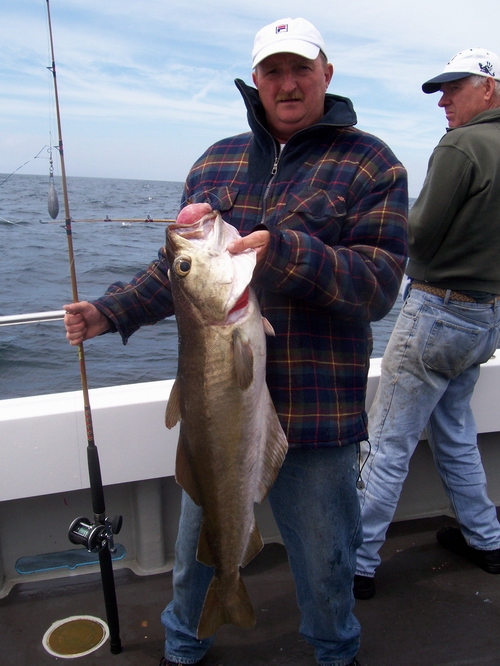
1, 514, 499, 666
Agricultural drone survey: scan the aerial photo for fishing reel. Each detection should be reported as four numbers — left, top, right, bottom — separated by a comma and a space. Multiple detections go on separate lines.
68, 515, 123, 554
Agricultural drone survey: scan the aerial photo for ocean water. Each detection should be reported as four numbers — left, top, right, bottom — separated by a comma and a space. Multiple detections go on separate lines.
0, 173, 405, 400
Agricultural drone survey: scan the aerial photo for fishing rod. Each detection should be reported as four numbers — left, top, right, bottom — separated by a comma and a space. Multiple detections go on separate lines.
40, 216, 176, 224
45, 0, 122, 654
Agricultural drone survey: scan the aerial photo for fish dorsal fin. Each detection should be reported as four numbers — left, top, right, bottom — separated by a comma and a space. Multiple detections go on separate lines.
241, 520, 264, 568
165, 378, 181, 428
255, 391, 289, 504
175, 432, 201, 506
262, 317, 275, 336
232, 329, 254, 390
196, 521, 213, 567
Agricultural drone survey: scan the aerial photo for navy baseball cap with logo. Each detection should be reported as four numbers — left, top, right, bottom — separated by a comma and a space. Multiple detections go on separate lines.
422, 48, 500, 93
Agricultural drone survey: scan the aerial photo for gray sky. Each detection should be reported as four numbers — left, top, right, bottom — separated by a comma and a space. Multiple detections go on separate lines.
2, 0, 500, 196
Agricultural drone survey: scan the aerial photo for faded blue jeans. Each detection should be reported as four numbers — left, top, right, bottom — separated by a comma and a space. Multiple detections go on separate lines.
357, 287, 500, 578
162, 446, 362, 666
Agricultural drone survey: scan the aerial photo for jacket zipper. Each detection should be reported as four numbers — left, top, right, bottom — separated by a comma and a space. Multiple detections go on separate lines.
260, 153, 280, 225
234, 82, 289, 226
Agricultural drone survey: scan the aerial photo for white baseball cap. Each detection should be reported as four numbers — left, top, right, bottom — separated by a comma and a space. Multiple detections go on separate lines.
422, 48, 500, 93
252, 18, 326, 69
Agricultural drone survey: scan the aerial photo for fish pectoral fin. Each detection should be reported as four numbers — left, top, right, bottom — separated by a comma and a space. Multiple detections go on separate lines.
241, 521, 264, 568
232, 329, 254, 390
262, 316, 275, 336
175, 432, 201, 505
165, 378, 181, 429
196, 523, 214, 567
197, 574, 256, 639
255, 394, 289, 503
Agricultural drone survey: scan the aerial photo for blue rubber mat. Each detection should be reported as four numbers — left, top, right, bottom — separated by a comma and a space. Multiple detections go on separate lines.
15, 544, 126, 574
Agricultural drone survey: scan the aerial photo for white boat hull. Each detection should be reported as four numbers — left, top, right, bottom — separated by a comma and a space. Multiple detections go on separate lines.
1, 353, 500, 596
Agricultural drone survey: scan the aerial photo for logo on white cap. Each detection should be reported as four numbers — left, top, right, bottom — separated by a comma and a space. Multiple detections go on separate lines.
479, 61, 495, 76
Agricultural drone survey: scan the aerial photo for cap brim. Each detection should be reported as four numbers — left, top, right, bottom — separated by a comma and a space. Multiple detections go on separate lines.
422, 71, 472, 94
252, 40, 320, 69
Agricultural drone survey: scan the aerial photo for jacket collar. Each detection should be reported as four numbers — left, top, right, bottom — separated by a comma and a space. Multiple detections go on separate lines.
234, 78, 357, 144
446, 107, 500, 132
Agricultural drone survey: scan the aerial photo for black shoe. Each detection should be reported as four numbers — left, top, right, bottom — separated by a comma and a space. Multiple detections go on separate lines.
348, 660, 361, 665
353, 574, 376, 599
436, 526, 500, 574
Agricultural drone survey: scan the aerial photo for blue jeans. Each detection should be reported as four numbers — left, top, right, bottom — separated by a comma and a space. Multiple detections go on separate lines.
162, 446, 362, 666
357, 288, 500, 577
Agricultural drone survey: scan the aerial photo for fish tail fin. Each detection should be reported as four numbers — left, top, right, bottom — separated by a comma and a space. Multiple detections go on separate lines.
197, 574, 256, 639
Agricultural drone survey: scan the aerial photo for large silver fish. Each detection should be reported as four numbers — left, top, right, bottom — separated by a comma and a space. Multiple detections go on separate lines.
165, 203, 288, 639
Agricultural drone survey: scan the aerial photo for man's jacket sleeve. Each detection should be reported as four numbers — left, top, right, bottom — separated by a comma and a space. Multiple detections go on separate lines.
92, 247, 174, 344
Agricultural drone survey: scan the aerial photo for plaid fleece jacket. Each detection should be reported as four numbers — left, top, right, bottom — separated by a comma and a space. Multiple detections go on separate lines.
94, 79, 408, 448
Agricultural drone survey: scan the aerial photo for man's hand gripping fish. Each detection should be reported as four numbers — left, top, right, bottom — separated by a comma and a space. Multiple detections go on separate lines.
165, 203, 288, 639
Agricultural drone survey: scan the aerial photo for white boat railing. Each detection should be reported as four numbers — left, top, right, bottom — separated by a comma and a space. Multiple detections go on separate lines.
0, 310, 66, 326
2, 355, 500, 507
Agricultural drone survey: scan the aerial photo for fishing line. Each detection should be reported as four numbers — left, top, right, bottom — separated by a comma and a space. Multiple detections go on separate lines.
0, 16, 59, 192
45, 0, 122, 654
0, 146, 51, 188
44, 15, 61, 221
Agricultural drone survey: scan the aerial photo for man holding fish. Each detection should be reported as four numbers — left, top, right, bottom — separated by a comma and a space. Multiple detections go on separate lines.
64, 17, 407, 666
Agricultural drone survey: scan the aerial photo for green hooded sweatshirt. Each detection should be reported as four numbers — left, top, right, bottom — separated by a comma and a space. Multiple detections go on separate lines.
407, 107, 500, 294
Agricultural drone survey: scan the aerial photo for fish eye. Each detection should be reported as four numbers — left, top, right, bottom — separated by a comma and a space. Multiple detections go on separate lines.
173, 256, 191, 277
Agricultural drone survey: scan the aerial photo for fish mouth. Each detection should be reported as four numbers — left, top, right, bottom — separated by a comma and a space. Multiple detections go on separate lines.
169, 212, 217, 242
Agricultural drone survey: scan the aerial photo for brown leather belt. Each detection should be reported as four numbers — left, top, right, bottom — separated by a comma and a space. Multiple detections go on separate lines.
411, 281, 499, 303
